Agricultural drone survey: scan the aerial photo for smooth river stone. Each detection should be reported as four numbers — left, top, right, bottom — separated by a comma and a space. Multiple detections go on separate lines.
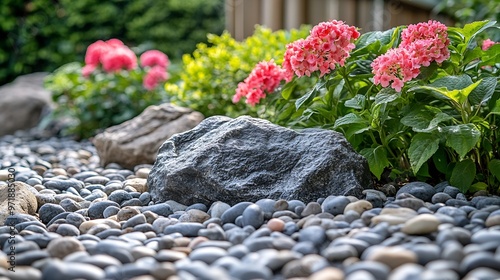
371, 207, 418, 225
46, 237, 86, 259
344, 200, 373, 215
365, 246, 418, 269
79, 218, 121, 234
401, 214, 440, 235
309, 267, 345, 280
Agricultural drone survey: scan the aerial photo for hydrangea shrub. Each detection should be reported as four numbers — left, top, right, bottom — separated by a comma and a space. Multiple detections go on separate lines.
45, 39, 169, 139
235, 20, 500, 193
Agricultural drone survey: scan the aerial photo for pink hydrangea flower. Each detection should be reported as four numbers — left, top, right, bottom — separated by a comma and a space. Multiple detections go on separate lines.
400, 20, 450, 65
233, 60, 285, 106
282, 20, 359, 81
143, 65, 169, 90
106, 38, 124, 48
101, 46, 138, 72
371, 48, 420, 92
482, 39, 497, 51
140, 50, 169, 69
84, 40, 110, 66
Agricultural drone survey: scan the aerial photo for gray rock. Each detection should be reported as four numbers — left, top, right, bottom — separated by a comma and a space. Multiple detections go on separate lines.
93, 103, 204, 169
189, 247, 227, 264
147, 116, 371, 205
0, 72, 53, 136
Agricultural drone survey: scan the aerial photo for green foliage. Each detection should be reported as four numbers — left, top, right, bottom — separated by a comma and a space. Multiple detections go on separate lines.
165, 26, 311, 118
44, 60, 168, 140
264, 20, 500, 193
434, 0, 500, 27
0, 0, 225, 85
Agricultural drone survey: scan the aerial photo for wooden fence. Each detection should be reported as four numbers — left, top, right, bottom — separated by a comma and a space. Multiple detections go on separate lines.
225, 0, 449, 40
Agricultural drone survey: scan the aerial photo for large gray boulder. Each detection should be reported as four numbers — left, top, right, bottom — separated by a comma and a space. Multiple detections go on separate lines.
0, 73, 52, 136
147, 116, 371, 205
93, 103, 204, 170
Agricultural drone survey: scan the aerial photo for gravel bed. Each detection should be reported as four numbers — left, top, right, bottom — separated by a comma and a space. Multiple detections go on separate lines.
0, 132, 500, 280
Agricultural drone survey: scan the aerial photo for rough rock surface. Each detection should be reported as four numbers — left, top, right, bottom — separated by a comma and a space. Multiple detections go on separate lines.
0, 73, 52, 136
147, 116, 371, 205
93, 103, 204, 169
0, 181, 38, 224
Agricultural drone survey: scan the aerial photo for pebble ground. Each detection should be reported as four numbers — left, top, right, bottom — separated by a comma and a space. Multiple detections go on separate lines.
1, 132, 500, 280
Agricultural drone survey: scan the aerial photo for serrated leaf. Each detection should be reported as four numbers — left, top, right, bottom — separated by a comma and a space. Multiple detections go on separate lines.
345, 94, 365, 109
432, 147, 449, 175
449, 159, 476, 193
489, 159, 500, 182
408, 133, 440, 174
333, 113, 368, 128
360, 146, 390, 180
469, 77, 497, 106
442, 124, 481, 159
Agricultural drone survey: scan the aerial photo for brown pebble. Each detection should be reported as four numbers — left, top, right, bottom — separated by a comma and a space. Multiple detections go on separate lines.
46, 237, 85, 259
309, 267, 344, 280
267, 218, 285, 232
486, 215, 500, 227
189, 236, 209, 249
171, 247, 192, 254
117, 206, 141, 221
275, 199, 289, 211
173, 237, 191, 247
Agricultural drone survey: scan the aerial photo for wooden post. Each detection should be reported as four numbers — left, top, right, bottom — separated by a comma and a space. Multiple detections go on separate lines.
284, 0, 306, 30
262, 0, 283, 31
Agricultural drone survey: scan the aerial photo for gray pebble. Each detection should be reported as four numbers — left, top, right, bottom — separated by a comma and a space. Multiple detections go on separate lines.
38, 203, 66, 224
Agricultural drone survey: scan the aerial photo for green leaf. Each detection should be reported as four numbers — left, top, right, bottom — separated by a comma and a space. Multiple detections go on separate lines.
401, 105, 435, 130
442, 124, 481, 159
469, 182, 488, 193
360, 146, 390, 180
461, 20, 497, 50
408, 133, 440, 174
345, 94, 365, 109
413, 80, 481, 104
479, 43, 500, 66
281, 82, 296, 100
295, 80, 326, 110
432, 147, 449, 175
374, 88, 399, 106
489, 159, 500, 182
431, 75, 473, 90
344, 123, 371, 139
449, 159, 476, 193
333, 113, 368, 128
469, 77, 497, 106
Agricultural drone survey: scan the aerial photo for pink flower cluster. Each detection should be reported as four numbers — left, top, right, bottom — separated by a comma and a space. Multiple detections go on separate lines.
371, 20, 450, 92
82, 39, 137, 76
140, 50, 170, 90
282, 20, 360, 81
482, 39, 497, 51
82, 39, 169, 90
233, 60, 286, 106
